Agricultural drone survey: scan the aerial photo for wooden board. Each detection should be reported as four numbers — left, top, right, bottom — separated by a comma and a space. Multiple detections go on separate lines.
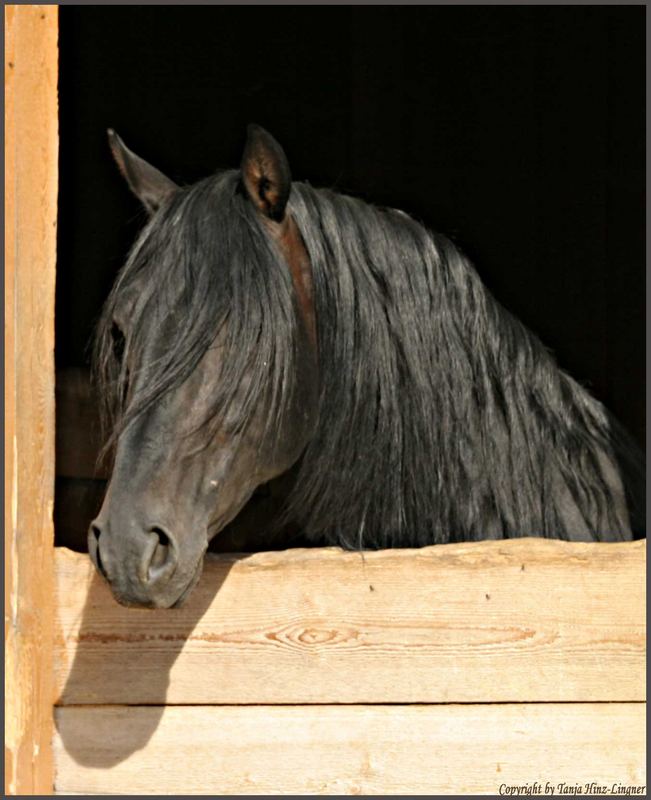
53, 703, 646, 795
55, 538, 645, 705
5, 6, 58, 795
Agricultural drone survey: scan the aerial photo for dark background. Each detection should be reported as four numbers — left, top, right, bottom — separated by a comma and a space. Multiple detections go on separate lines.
57, 5, 645, 446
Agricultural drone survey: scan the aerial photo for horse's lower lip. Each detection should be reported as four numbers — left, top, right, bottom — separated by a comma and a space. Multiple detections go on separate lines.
170, 562, 203, 608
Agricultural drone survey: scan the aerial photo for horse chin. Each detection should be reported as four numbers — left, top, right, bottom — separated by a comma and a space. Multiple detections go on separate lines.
170, 561, 204, 608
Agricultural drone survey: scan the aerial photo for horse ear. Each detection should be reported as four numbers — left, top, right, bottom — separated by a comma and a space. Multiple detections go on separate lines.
107, 129, 179, 215
240, 124, 291, 223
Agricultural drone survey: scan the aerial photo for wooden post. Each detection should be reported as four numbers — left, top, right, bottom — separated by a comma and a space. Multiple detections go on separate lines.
5, 5, 58, 795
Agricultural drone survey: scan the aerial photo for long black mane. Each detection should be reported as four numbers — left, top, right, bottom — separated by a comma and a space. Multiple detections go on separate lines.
96, 170, 644, 547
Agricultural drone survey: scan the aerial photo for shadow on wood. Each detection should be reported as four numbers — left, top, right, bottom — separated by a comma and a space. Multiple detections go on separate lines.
54, 557, 234, 767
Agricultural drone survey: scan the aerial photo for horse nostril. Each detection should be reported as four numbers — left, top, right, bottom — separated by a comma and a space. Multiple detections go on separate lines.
144, 527, 177, 584
88, 523, 109, 580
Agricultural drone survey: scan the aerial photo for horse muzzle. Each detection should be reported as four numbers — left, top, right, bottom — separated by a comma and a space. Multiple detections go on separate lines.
88, 518, 202, 608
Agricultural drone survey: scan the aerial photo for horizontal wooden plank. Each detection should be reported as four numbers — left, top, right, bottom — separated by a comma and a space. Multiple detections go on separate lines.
54, 539, 645, 704
53, 703, 646, 795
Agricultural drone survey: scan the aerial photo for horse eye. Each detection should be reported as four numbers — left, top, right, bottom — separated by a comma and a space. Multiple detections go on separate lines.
111, 322, 126, 362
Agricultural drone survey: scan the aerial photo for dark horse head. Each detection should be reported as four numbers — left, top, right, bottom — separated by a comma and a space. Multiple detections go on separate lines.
91, 126, 318, 607
91, 125, 644, 608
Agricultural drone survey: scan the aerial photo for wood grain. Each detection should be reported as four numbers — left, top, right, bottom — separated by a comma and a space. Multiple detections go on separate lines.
53, 703, 646, 795
55, 538, 645, 705
5, 6, 58, 795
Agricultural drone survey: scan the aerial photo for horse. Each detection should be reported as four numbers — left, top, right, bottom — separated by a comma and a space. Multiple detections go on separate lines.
89, 124, 645, 608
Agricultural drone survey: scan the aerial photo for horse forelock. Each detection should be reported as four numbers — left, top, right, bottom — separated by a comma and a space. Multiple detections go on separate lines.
94, 169, 300, 460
